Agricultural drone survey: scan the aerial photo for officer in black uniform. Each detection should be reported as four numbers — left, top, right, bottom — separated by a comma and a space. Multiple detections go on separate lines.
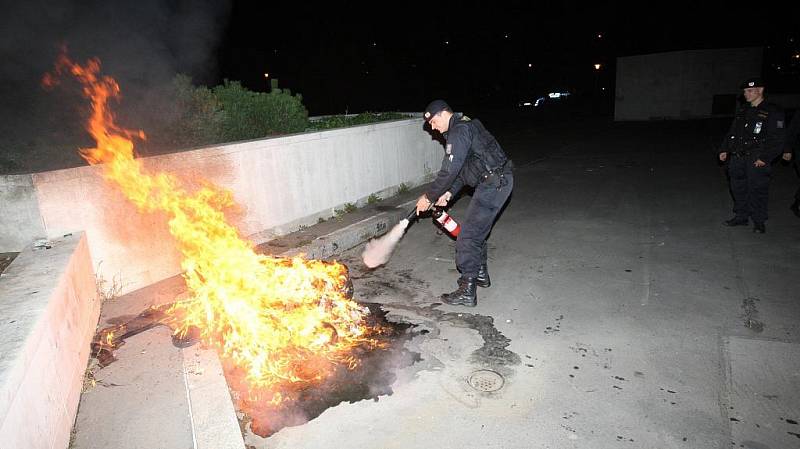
416, 100, 514, 307
781, 111, 800, 218
719, 78, 786, 233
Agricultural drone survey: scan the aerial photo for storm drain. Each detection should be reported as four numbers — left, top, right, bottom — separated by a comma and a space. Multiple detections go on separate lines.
468, 369, 505, 392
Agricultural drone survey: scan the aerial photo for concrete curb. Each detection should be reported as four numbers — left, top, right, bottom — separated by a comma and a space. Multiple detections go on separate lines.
189, 198, 417, 448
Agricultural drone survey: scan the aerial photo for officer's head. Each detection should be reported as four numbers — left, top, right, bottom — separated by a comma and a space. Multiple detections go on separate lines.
423, 99, 453, 133
740, 77, 765, 106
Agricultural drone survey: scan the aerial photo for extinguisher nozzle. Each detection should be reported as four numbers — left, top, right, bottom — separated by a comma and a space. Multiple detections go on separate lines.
405, 207, 418, 222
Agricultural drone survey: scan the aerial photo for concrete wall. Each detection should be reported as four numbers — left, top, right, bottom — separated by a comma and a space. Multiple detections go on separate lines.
0, 174, 47, 250
615, 47, 763, 121
0, 233, 98, 449
1, 118, 441, 294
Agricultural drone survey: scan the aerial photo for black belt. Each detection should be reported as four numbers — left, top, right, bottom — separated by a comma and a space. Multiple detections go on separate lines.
731, 150, 752, 157
481, 160, 512, 185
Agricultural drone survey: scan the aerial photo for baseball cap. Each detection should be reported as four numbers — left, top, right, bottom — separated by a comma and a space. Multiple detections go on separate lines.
423, 99, 450, 122
740, 77, 765, 89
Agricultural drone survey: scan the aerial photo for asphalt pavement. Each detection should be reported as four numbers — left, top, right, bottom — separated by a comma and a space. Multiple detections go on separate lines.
72, 112, 800, 449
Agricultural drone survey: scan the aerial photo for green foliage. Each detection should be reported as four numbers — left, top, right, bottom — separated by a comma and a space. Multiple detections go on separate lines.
335, 202, 358, 218
367, 193, 382, 204
165, 74, 225, 148
397, 183, 410, 194
307, 112, 408, 131
213, 80, 308, 141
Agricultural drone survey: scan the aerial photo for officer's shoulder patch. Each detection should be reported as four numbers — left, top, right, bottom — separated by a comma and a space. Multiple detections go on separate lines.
461, 115, 471, 122
777, 120, 785, 128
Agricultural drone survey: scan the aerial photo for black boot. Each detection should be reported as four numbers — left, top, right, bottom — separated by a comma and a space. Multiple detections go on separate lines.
724, 216, 748, 226
791, 201, 800, 218
441, 277, 477, 307
476, 264, 491, 288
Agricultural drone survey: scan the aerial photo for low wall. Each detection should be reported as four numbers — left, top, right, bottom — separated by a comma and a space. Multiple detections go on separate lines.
0, 233, 98, 449
1, 118, 442, 294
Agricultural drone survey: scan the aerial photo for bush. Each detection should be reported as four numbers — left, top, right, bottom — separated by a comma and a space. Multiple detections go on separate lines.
307, 112, 408, 131
213, 80, 308, 141
167, 74, 225, 148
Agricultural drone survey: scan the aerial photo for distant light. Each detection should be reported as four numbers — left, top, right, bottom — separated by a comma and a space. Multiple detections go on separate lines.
528, 63, 533, 68
794, 53, 800, 59
504, 33, 509, 39
372, 42, 377, 47
264, 73, 269, 78
548, 92, 561, 98
534, 97, 545, 107
597, 33, 603, 39
445, 40, 449, 45
594, 63, 602, 70
602, 87, 606, 91
523, 102, 532, 106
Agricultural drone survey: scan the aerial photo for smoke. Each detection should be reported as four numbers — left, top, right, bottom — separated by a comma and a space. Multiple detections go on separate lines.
361, 219, 410, 268
0, 0, 231, 174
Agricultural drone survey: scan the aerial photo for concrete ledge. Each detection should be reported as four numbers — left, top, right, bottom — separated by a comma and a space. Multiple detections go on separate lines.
0, 233, 99, 449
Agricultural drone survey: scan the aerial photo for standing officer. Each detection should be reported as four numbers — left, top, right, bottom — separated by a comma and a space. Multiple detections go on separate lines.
719, 78, 786, 233
781, 111, 800, 218
416, 100, 514, 307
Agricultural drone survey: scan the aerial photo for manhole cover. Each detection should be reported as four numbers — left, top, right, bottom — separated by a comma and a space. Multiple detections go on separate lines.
468, 369, 504, 392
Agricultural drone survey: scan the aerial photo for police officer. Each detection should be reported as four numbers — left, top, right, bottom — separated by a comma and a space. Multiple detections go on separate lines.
719, 78, 786, 233
416, 100, 514, 307
781, 111, 800, 218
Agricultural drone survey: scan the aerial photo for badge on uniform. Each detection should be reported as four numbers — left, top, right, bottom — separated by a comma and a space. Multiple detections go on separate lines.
753, 121, 762, 134
446, 143, 452, 155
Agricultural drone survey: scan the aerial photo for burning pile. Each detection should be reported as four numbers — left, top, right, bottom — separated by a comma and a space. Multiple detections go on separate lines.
45, 52, 389, 403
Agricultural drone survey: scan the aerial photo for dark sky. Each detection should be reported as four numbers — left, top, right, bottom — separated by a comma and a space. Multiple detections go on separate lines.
1, 0, 798, 118
215, 1, 799, 114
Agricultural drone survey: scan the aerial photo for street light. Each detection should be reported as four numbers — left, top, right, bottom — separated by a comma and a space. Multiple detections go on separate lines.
264, 72, 270, 92
594, 63, 602, 71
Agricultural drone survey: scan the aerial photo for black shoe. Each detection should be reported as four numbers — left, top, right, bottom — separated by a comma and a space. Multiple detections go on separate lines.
441, 277, 477, 307
753, 222, 766, 234
724, 217, 748, 227
476, 264, 491, 288
791, 201, 800, 218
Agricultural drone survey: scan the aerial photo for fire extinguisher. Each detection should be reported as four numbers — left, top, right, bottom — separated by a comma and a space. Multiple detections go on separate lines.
432, 208, 461, 238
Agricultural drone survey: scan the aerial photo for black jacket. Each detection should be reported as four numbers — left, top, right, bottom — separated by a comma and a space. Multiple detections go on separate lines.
425, 114, 512, 200
720, 101, 786, 162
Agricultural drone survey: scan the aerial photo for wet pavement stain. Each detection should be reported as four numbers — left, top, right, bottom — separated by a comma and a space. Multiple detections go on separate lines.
385, 302, 522, 368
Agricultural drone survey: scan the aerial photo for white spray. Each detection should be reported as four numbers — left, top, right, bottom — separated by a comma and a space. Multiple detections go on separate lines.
362, 209, 417, 268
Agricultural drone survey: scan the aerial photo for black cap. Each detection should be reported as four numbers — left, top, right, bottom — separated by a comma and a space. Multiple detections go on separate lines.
423, 99, 450, 122
740, 77, 765, 89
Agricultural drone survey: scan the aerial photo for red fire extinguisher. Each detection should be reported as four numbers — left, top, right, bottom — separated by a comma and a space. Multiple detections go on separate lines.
432, 208, 461, 238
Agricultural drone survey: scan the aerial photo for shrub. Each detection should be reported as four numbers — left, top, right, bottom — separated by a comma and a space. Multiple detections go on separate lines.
213, 80, 308, 141
307, 112, 408, 131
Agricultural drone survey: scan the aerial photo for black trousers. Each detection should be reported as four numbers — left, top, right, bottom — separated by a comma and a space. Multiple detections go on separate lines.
455, 173, 513, 279
728, 154, 772, 223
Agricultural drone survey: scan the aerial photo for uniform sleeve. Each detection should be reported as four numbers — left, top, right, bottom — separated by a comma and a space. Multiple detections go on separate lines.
759, 106, 786, 161
425, 124, 471, 201
786, 113, 800, 153
720, 117, 737, 153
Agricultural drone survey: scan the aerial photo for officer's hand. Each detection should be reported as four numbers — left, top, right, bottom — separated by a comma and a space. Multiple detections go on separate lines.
754, 159, 766, 168
783, 152, 793, 161
435, 191, 452, 207
719, 152, 728, 162
415, 194, 432, 215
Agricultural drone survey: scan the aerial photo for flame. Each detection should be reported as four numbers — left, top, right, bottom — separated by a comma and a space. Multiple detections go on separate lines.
48, 52, 386, 401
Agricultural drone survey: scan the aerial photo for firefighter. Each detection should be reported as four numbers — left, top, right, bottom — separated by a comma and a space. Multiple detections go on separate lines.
781, 111, 800, 218
416, 100, 514, 307
719, 78, 786, 233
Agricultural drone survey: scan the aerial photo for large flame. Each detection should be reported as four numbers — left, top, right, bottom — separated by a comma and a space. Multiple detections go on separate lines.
46, 53, 385, 401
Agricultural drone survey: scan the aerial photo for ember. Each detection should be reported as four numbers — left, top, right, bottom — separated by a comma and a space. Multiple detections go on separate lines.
48, 50, 391, 412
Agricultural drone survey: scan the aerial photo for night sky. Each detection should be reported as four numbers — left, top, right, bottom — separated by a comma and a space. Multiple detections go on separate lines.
1, 0, 798, 119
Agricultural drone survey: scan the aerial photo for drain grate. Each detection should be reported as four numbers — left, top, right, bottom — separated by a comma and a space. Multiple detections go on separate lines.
468, 369, 505, 392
